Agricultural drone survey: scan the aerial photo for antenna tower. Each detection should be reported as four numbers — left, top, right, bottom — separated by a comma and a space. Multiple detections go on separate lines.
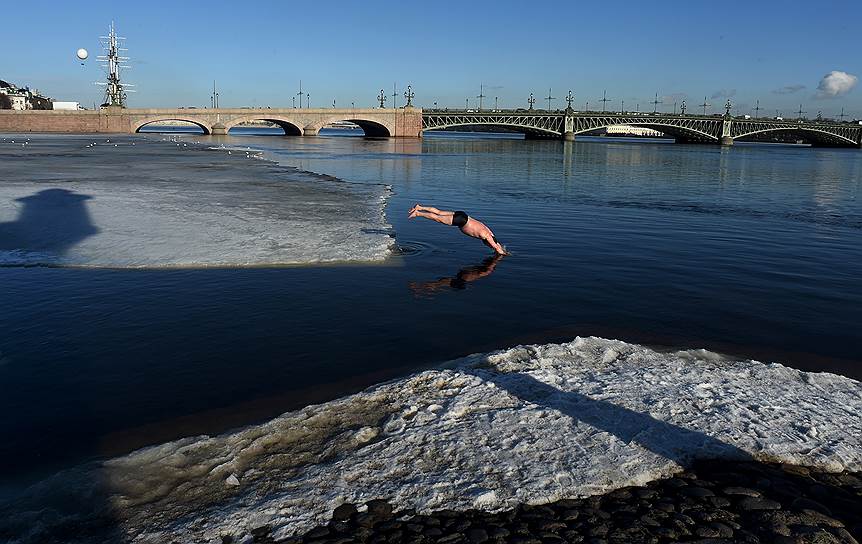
96, 22, 132, 107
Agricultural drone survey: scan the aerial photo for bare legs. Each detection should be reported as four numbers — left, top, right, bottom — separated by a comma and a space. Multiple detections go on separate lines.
408, 203, 455, 225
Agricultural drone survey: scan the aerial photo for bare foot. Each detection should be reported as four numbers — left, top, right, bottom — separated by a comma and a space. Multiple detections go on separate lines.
409, 203, 420, 214
408, 209, 418, 218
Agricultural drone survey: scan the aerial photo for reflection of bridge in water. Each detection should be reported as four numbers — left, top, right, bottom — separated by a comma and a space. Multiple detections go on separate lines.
2, 107, 861, 147
423, 110, 862, 148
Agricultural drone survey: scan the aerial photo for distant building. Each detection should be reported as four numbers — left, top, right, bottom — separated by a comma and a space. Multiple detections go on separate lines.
606, 124, 664, 137
0, 79, 53, 109
52, 101, 83, 111
6, 93, 28, 110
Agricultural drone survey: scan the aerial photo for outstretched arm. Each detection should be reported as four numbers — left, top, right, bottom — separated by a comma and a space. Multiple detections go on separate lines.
483, 235, 509, 255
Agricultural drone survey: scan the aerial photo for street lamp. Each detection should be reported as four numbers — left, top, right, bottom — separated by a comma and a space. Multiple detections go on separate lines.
404, 85, 414, 107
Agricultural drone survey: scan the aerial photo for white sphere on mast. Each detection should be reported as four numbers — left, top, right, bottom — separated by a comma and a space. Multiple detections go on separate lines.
76, 48, 88, 61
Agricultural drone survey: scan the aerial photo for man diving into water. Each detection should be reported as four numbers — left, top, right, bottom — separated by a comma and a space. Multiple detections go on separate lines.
408, 204, 508, 255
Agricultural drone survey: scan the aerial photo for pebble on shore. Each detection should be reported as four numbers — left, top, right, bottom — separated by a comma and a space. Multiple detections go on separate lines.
233, 460, 861, 544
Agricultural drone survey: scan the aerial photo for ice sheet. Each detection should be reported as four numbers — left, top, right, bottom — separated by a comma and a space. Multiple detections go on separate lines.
2, 337, 861, 543
0, 135, 393, 267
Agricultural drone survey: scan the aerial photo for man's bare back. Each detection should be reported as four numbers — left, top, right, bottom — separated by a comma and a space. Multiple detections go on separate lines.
408, 204, 508, 255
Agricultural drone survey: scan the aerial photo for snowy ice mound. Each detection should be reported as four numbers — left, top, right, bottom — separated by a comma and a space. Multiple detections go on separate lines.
2, 337, 862, 543
0, 136, 392, 267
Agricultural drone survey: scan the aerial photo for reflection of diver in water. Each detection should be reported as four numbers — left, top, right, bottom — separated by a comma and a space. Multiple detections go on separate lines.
409, 253, 504, 297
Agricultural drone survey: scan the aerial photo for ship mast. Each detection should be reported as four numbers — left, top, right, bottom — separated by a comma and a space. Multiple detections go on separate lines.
96, 22, 133, 107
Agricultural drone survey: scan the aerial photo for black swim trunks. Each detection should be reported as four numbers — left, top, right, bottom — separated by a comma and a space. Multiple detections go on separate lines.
452, 211, 468, 228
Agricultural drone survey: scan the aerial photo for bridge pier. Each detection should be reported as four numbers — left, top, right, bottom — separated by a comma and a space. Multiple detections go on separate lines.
720, 119, 733, 146
563, 131, 576, 141
211, 123, 227, 136
303, 126, 319, 136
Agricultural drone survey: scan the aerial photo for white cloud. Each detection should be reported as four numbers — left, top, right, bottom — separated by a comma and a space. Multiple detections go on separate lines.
816, 71, 858, 98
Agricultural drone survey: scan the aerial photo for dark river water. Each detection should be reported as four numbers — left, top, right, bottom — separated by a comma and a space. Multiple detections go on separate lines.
1, 127, 861, 488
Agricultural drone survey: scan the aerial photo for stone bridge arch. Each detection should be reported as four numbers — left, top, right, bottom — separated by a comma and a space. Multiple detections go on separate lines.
223, 116, 303, 136
132, 116, 212, 135
305, 116, 393, 137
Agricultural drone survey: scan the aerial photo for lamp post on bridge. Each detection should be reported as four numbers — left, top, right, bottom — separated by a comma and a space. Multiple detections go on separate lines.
306, 93, 310, 109
620, 99, 624, 114
404, 85, 415, 108
545, 88, 555, 111
494, 96, 498, 111
652, 93, 662, 114
700, 97, 710, 116
292, 96, 295, 109
599, 90, 610, 113
724, 99, 733, 118
476, 84, 485, 112
528, 93, 535, 111
680, 100, 686, 116
566, 90, 574, 111
796, 104, 806, 121
297, 80, 303, 109
754, 100, 761, 118
378, 89, 386, 108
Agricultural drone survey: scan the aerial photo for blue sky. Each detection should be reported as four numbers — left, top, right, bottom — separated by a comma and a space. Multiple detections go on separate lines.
4, 0, 860, 117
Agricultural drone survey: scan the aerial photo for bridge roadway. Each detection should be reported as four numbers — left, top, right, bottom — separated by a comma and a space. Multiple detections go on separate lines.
423, 109, 862, 148
1, 106, 860, 147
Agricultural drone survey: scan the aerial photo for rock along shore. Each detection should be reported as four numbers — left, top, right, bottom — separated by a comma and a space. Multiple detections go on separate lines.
239, 460, 861, 544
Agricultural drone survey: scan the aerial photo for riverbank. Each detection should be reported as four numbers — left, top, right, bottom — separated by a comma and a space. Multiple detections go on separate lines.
2, 337, 861, 543
273, 459, 861, 543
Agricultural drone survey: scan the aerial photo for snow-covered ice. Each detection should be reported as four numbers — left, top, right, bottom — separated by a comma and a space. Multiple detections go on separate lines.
0, 135, 393, 267
2, 336, 861, 543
